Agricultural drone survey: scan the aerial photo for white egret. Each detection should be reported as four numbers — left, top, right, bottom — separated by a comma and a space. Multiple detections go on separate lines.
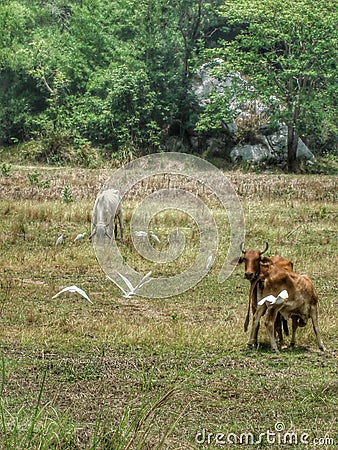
135, 230, 160, 243
149, 232, 160, 243
107, 271, 153, 298
55, 234, 64, 246
74, 232, 86, 242
206, 255, 214, 270
52, 285, 94, 304
135, 231, 148, 238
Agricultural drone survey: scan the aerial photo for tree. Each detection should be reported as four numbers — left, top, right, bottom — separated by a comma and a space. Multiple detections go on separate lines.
0, 1, 38, 143
0, 0, 187, 153
157, 0, 225, 148
204, 0, 337, 171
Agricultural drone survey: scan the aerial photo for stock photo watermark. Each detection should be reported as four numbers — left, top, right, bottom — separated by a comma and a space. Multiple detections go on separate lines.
92, 152, 245, 298
195, 422, 335, 446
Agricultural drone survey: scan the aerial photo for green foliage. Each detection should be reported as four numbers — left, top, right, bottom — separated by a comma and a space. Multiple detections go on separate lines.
61, 184, 73, 204
0, 0, 336, 163
200, 0, 337, 169
28, 169, 40, 186
15, 130, 101, 167
0, 0, 220, 157
0, 0, 188, 154
1, 163, 11, 177
73, 65, 160, 151
28, 169, 50, 188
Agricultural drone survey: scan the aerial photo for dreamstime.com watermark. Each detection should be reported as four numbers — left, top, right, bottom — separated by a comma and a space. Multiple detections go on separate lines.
195, 423, 336, 446
92, 152, 245, 298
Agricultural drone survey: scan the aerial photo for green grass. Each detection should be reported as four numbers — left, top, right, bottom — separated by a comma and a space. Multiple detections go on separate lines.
0, 165, 337, 449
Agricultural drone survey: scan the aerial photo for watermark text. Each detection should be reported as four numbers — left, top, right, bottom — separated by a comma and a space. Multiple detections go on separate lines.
195, 424, 335, 446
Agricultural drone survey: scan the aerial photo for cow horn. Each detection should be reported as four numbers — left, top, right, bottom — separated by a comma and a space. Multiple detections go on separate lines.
240, 242, 246, 254
260, 242, 269, 254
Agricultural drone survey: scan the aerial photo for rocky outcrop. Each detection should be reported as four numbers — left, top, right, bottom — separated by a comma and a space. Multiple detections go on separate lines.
230, 126, 316, 164
192, 61, 316, 165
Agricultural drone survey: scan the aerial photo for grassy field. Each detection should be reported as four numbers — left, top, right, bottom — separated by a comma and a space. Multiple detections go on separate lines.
0, 164, 337, 449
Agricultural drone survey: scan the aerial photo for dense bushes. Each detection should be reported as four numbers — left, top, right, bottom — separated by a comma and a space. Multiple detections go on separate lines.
0, 0, 336, 166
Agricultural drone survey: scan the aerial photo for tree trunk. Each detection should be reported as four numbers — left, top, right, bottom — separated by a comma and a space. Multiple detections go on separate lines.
286, 77, 300, 172
287, 125, 299, 172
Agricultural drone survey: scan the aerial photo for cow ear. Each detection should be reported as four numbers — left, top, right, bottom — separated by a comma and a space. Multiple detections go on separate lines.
230, 256, 244, 265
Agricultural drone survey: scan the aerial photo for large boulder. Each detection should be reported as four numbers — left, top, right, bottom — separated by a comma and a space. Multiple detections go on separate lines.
296, 137, 316, 162
260, 126, 315, 162
230, 126, 316, 164
230, 144, 270, 163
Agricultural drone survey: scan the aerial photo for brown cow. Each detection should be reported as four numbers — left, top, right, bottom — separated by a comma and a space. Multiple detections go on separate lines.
236, 242, 293, 347
248, 258, 325, 352
236, 242, 269, 325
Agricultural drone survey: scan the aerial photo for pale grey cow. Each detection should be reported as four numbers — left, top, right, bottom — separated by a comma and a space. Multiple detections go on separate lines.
89, 189, 124, 242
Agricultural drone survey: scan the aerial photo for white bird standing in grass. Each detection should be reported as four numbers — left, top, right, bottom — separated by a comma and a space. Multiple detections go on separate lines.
74, 232, 86, 242
107, 271, 153, 299
52, 285, 93, 304
135, 230, 160, 243
149, 231, 160, 243
55, 234, 64, 246
135, 230, 148, 238
206, 255, 214, 270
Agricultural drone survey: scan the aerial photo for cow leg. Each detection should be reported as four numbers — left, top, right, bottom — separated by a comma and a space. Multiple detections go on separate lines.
118, 212, 124, 242
310, 306, 326, 351
290, 316, 299, 347
275, 313, 282, 342
265, 308, 280, 352
247, 304, 266, 348
275, 313, 287, 349
251, 284, 257, 316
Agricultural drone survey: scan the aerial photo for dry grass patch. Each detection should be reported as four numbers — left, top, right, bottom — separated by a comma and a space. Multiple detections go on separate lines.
0, 165, 337, 448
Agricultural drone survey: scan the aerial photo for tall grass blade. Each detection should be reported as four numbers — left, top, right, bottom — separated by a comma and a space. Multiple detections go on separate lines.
26, 368, 48, 444
124, 388, 176, 450
0, 355, 8, 449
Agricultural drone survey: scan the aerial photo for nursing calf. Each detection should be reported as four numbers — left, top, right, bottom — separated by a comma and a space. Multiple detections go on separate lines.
249, 258, 325, 352
236, 242, 292, 347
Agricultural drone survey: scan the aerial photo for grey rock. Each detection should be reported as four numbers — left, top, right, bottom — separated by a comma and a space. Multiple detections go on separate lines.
230, 144, 271, 162
296, 137, 316, 161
